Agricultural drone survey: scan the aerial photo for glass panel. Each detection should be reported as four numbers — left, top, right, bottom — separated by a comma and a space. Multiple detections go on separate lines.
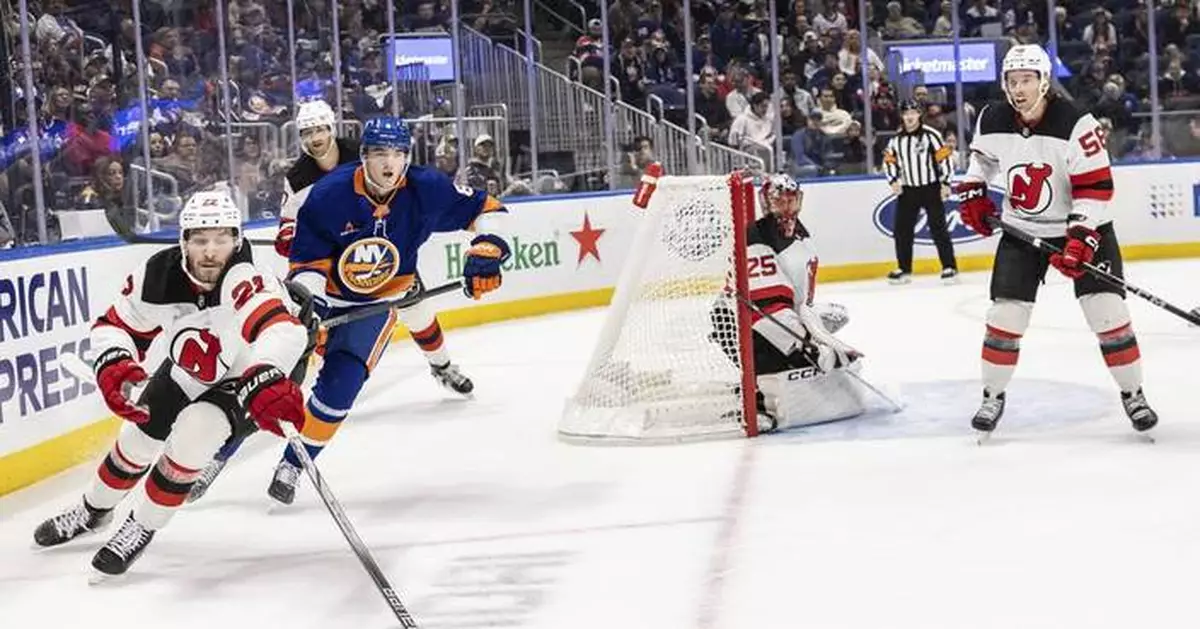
1153, 1, 1200, 159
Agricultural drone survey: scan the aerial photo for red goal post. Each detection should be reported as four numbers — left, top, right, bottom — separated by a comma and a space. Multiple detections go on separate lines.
559, 169, 761, 444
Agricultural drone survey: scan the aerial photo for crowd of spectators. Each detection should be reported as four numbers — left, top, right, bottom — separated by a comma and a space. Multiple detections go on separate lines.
569, 0, 1200, 178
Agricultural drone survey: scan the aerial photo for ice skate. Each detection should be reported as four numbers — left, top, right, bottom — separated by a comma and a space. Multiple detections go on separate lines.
972, 390, 1006, 443
267, 459, 302, 506
33, 499, 112, 548
1121, 388, 1158, 436
90, 515, 155, 580
940, 268, 959, 284
186, 457, 228, 504
887, 269, 911, 285
431, 362, 474, 396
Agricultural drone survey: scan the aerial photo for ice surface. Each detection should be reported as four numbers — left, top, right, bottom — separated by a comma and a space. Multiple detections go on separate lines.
2, 259, 1200, 629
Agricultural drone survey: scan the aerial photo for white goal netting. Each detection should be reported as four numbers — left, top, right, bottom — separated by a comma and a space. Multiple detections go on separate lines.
560, 174, 756, 444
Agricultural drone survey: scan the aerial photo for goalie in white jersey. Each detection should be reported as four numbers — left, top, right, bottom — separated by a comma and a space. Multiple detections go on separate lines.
952, 44, 1157, 435
712, 175, 866, 430
31, 190, 313, 578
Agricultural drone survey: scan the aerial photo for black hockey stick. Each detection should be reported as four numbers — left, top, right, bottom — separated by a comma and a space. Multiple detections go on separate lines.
730, 291, 903, 412
320, 280, 464, 328
986, 217, 1200, 326
57, 355, 421, 626
279, 422, 421, 627
119, 232, 277, 247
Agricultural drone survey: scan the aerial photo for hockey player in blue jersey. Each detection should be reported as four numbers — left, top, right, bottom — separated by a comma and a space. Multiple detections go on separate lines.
268, 116, 510, 504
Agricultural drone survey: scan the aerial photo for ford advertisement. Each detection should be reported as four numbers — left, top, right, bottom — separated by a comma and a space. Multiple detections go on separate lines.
872, 188, 1006, 245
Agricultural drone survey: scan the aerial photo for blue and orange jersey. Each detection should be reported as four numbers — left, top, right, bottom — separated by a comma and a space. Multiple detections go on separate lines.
287, 163, 506, 307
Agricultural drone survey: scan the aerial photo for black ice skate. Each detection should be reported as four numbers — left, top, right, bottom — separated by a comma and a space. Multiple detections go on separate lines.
887, 269, 911, 285
972, 390, 1006, 437
941, 268, 959, 284
91, 515, 155, 577
1121, 388, 1158, 433
33, 498, 112, 548
267, 459, 302, 505
431, 362, 474, 396
185, 457, 228, 504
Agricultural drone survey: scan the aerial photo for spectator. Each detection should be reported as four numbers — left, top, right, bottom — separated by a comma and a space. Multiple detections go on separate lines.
728, 91, 775, 164
78, 156, 127, 210
692, 33, 721, 71
931, 1, 955, 37
964, 0, 1000, 37
1128, 4, 1151, 53
0, 200, 14, 248
694, 71, 732, 142
1158, 57, 1200, 107
725, 64, 763, 119
791, 111, 826, 177
1092, 81, 1133, 132
812, 2, 848, 36
815, 86, 853, 135
232, 133, 267, 194
406, 1, 446, 31
838, 30, 884, 77
795, 31, 826, 81
779, 96, 803, 137
156, 131, 201, 190
1052, 7, 1079, 42
619, 135, 656, 187
882, 1, 925, 39
574, 18, 605, 66
841, 121, 867, 173
646, 41, 682, 86
709, 5, 744, 67
434, 142, 458, 178
829, 73, 855, 112
1164, 2, 1199, 49
147, 133, 169, 159
1081, 8, 1117, 56
780, 68, 817, 117
1003, 0, 1037, 36
809, 51, 840, 91
608, 0, 643, 45
612, 38, 648, 106
942, 131, 967, 171
863, 65, 899, 131
62, 108, 115, 177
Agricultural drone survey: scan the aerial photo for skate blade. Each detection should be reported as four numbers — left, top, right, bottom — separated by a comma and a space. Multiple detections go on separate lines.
1136, 430, 1156, 444
87, 569, 125, 586
975, 430, 994, 445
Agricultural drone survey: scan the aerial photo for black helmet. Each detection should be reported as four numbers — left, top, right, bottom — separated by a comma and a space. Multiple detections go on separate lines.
899, 99, 923, 113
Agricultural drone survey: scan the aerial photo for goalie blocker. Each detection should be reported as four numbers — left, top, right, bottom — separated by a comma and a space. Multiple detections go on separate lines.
560, 170, 871, 444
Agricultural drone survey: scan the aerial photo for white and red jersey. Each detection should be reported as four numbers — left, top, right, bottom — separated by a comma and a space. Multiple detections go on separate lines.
91, 245, 309, 400
964, 98, 1114, 238
279, 138, 361, 223
744, 216, 830, 355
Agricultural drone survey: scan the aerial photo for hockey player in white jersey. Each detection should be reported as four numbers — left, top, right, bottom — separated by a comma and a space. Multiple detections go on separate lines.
32, 190, 312, 577
712, 174, 865, 430
952, 44, 1157, 435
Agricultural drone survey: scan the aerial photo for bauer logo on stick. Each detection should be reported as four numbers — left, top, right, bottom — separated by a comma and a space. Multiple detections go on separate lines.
337, 236, 402, 294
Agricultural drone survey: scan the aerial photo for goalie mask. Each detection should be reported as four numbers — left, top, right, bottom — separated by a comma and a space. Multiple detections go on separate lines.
179, 190, 242, 289
760, 174, 802, 238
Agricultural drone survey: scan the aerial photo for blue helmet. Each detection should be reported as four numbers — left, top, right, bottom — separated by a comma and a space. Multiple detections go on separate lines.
361, 117, 411, 153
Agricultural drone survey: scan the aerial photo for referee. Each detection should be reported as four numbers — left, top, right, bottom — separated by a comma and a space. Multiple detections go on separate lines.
882, 100, 958, 284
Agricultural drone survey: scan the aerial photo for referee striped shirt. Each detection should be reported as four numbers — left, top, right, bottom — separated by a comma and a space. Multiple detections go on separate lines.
882, 125, 953, 188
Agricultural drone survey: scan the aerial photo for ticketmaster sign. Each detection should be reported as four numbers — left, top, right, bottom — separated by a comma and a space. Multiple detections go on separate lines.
887, 42, 997, 84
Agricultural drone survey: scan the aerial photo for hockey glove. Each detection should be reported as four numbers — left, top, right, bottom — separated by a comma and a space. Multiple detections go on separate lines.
953, 181, 999, 237
236, 364, 305, 437
462, 234, 511, 300
274, 219, 295, 258
94, 347, 149, 424
1049, 225, 1100, 280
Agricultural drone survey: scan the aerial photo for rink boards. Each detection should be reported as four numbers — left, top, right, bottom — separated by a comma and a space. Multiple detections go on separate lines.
1, 160, 1199, 496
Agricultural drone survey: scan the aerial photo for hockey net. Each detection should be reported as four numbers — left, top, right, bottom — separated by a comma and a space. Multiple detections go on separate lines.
560, 173, 758, 444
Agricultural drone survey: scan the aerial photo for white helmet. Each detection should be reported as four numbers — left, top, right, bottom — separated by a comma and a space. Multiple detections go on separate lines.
1002, 44, 1052, 114
760, 173, 801, 212
296, 100, 336, 157
180, 190, 241, 241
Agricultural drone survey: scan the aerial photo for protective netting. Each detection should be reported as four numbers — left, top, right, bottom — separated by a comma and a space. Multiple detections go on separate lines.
560, 175, 753, 444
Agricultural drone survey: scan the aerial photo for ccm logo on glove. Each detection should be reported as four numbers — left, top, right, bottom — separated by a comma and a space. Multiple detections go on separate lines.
462, 234, 511, 300
952, 181, 999, 237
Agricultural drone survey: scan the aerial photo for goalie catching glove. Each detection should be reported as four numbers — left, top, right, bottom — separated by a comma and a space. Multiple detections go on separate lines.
94, 347, 149, 424
1049, 225, 1100, 279
236, 364, 305, 437
462, 234, 511, 300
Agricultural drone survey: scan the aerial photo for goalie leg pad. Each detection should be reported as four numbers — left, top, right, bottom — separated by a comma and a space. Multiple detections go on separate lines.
760, 364, 867, 429
138, 401, 230, 530
981, 299, 1032, 395
87, 421, 161, 511
1079, 292, 1142, 392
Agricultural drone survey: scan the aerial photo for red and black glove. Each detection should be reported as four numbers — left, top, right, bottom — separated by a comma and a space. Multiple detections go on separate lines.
94, 347, 149, 424
236, 364, 305, 437
953, 181, 999, 237
1049, 225, 1100, 280
274, 219, 295, 258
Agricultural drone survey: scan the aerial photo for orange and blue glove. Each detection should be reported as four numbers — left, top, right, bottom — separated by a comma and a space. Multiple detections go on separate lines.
462, 234, 511, 300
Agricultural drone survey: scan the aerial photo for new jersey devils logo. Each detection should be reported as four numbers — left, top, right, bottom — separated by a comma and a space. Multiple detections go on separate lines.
1008, 163, 1055, 215
170, 327, 228, 383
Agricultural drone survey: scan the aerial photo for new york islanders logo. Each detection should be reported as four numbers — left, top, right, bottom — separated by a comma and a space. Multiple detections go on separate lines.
1008, 163, 1055, 215
337, 236, 401, 294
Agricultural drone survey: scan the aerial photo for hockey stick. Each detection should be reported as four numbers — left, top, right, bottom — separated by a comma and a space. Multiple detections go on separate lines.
58, 353, 422, 627
986, 217, 1200, 326
279, 423, 421, 627
119, 232, 276, 247
320, 280, 463, 328
730, 291, 904, 413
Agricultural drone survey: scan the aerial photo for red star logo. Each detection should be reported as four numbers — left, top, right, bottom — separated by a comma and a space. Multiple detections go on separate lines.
570, 213, 605, 264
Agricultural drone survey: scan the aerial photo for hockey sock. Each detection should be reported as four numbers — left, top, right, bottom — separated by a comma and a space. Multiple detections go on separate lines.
410, 318, 451, 367
140, 455, 202, 529
136, 401, 231, 530
980, 300, 1032, 395
1080, 293, 1143, 392
284, 402, 345, 466
87, 424, 159, 511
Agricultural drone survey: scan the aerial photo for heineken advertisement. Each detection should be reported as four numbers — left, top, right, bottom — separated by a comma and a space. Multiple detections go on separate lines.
443, 236, 563, 280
